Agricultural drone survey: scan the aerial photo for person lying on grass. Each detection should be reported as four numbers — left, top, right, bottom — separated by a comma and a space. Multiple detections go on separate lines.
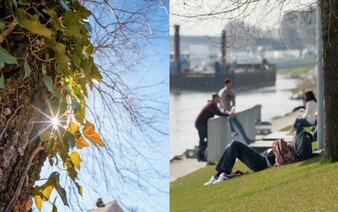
204, 140, 276, 186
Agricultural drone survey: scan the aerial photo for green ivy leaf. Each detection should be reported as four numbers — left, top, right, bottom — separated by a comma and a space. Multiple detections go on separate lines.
42, 75, 63, 99
0, 46, 18, 68
33, 172, 69, 210
37, 128, 51, 142
74, 106, 85, 124
53, 172, 69, 206
63, 11, 82, 39
42, 75, 53, 91
16, 8, 53, 38
56, 138, 70, 162
24, 57, 32, 78
73, 1, 92, 18
66, 165, 78, 181
47, 9, 62, 31
18, 0, 30, 6
0, 21, 6, 31
0, 72, 4, 89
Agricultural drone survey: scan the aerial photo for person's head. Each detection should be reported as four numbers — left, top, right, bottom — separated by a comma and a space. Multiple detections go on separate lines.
224, 78, 233, 89
96, 198, 104, 207
304, 91, 317, 102
212, 93, 220, 103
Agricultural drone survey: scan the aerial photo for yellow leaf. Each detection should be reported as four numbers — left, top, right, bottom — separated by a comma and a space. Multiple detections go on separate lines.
83, 121, 105, 146
69, 120, 79, 134
75, 135, 89, 149
33, 195, 42, 211
69, 151, 82, 170
41, 185, 54, 201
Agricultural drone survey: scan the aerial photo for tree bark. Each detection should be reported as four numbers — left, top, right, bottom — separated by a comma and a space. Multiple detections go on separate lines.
0, 25, 56, 211
320, 1, 338, 161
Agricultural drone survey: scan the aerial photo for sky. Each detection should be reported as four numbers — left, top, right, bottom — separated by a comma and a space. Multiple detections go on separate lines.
170, 0, 317, 36
33, 1, 169, 212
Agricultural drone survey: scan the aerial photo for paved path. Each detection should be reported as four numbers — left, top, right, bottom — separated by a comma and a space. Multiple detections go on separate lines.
170, 110, 302, 182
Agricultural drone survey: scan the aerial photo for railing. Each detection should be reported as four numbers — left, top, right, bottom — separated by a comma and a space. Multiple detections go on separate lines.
207, 105, 261, 162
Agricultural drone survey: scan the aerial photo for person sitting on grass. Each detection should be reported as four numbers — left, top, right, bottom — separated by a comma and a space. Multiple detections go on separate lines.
288, 90, 317, 136
204, 140, 275, 186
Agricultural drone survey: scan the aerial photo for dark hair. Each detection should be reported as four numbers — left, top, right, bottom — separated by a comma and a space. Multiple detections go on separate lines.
212, 93, 219, 100
304, 91, 317, 102
224, 78, 232, 84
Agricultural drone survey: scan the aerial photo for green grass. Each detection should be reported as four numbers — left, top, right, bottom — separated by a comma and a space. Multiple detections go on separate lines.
279, 65, 315, 75
170, 156, 338, 211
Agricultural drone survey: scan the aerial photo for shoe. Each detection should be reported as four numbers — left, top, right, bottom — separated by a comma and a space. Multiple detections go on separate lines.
231, 132, 238, 137
213, 173, 231, 185
204, 176, 217, 187
197, 151, 204, 162
246, 139, 255, 145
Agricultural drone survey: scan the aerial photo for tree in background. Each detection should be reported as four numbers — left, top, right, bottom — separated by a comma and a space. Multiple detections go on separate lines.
0, 0, 168, 211
280, 8, 316, 56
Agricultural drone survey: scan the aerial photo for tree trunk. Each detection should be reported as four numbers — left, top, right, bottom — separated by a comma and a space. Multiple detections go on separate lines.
320, 1, 338, 161
0, 26, 56, 211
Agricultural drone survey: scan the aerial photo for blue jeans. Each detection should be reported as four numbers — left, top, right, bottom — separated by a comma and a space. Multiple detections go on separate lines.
293, 118, 312, 135
195, 123, 208, 152
216, 140, 268, 174
228, 116, 250, 141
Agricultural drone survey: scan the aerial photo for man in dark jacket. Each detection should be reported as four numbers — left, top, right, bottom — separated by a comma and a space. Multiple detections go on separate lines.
195, 93, 231, 161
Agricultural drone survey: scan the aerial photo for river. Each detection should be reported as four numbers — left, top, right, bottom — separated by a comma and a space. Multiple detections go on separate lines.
170, 74, 303, 159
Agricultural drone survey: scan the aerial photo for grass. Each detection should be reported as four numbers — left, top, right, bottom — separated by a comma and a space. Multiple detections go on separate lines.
170, 155, 338, 211
279, 65, 314, 76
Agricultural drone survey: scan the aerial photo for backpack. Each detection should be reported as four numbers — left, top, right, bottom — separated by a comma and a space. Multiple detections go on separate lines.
294, 131, 313, 161
272, 139, 297, 166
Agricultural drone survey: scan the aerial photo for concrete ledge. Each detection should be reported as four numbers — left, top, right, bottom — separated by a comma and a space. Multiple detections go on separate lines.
262, 131, 294, 142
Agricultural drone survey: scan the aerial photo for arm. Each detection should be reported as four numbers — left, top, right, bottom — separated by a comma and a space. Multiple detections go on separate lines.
211, 103, 229, 117
302, 102, 310, 118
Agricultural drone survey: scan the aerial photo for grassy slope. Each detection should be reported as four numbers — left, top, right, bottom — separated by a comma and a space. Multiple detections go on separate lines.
171, 156, 338, 211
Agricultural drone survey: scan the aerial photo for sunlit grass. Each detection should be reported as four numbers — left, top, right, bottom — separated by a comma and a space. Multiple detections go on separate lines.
170, 156, 338, 211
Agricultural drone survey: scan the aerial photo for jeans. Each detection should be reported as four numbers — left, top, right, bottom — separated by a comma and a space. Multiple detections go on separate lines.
195, 123, 208, 152
228, 116, 250, 141
216, 140, 268, 174
293, 118, 312, 135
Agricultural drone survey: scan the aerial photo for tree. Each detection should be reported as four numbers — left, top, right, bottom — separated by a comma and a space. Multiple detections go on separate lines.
280, 9, 316, 56
170, 0, 338, 160
320, 0, 338, 161
0, 0, 168, 211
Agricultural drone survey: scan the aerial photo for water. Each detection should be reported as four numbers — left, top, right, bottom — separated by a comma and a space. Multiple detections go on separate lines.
170, 75, 303, 159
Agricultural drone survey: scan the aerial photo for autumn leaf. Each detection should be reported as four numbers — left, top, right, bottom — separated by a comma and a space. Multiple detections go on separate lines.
69, 119, 79, 134
69, 151, 82, 170
75, 135, 89, 149
83, 121, 105, 146
33, 195, 43, 211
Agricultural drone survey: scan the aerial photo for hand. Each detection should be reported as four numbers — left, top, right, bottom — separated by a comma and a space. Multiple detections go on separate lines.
229, 112, 236, 117
299, 108, 305, 112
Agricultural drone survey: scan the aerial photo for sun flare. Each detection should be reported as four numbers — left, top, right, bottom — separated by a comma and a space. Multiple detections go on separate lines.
51, 117, 59, 129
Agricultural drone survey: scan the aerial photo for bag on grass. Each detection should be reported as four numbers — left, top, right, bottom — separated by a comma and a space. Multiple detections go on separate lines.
295, 131, 313, 161
272, 139, 297, 166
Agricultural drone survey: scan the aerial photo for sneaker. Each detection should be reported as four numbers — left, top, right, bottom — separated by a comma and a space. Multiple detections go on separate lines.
213, 173, 231, 185
204, 176, 217, 187
231, 132, 238, 137
246, 139, 255, 145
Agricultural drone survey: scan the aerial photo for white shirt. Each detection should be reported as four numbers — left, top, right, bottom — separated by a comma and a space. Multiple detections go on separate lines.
302, 100, 317, 124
